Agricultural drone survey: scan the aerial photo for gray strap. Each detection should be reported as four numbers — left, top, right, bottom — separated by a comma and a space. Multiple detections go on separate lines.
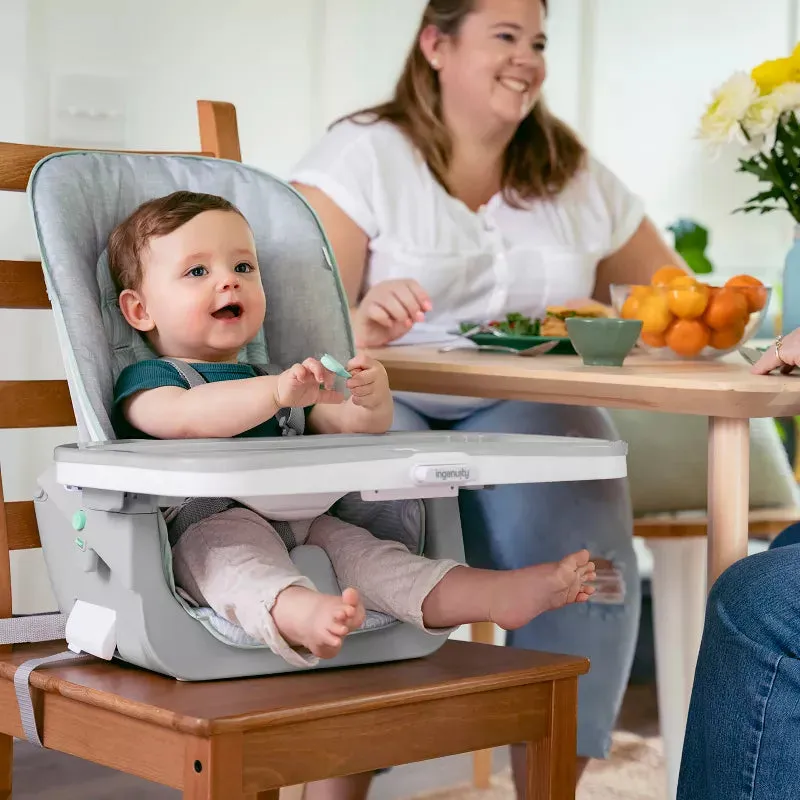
252, 363, 305, 436
0, 613, 92, 747
0, 612, 68, 645
158, 357, 206, 388
14, 650, 93, 747
272, 520, 297, 550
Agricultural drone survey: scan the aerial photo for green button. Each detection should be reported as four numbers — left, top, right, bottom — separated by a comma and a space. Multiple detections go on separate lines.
72, 510, 86, 531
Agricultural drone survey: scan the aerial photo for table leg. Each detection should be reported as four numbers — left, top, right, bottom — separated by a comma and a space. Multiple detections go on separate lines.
707, 417, 751, 586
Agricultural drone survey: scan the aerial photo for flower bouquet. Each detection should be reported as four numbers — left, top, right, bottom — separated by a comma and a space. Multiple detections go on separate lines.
699, 44, 800, 221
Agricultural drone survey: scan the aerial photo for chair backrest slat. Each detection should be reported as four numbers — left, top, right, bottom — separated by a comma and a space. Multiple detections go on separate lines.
0, 100, 242, 637
0, 380, 75, 429
4, 502, 40, 550
0, 260, 49, 309
0, 142, 212, 192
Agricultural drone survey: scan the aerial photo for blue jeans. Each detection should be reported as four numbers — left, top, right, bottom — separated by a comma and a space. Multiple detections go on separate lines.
393, 398, 641, 758
678, 523, 800, 799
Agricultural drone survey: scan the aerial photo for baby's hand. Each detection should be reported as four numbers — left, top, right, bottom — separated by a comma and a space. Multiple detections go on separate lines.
345, 353, 391, 409
276, 358, 344, 408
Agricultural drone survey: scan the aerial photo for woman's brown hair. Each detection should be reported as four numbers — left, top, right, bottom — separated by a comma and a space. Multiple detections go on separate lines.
342, 0, 586, 206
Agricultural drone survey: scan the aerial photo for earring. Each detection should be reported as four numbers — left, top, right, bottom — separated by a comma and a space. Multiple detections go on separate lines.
431, 58, 440, 70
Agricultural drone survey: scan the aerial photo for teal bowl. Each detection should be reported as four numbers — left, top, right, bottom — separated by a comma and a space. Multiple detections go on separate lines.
565, 317, 642, 367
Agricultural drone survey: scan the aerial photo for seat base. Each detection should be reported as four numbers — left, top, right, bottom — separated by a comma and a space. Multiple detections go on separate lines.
0, 640, 587, 799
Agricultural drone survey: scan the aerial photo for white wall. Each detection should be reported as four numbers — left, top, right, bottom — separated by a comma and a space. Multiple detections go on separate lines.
588, 0, 797, 282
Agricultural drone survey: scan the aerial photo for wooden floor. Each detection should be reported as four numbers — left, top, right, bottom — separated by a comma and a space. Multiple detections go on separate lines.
10, 684, 657, 799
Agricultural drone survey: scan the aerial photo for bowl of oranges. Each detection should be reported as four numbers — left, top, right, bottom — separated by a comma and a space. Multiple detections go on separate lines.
609, 266, 770, 360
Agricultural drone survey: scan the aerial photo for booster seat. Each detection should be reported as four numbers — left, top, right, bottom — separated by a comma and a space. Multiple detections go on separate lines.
17, 150, 627, 682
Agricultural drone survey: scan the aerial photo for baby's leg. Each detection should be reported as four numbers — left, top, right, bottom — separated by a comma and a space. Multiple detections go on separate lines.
172, 507, 363, 666
307, 515, 595, 632
306, 515, 460, 632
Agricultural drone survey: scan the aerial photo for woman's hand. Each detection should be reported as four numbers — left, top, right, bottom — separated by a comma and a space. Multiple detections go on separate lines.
752, 330, 800, 374
352, 279, 432, 347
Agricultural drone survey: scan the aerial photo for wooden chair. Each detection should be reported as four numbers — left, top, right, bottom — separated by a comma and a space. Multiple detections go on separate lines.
0, 101, 589, 800
469, 507, 799, 789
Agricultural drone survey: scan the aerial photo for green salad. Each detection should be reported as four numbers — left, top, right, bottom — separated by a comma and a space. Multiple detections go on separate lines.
459, 312, 541, 336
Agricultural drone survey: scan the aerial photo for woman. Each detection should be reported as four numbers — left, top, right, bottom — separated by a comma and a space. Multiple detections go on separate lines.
677, 332, 800, 800
291, 0, 685, 796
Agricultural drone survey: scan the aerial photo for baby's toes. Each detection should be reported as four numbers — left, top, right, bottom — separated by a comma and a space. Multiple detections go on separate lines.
327, 620, 350, 638
322, 629, 344, 647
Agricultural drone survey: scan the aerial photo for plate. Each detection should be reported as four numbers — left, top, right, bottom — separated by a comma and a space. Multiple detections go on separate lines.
467, 332, 576, 355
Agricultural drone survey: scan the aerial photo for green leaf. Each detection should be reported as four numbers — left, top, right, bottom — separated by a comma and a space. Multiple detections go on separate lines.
743, 187, 784, 205
680, 248, 714, 274
667, 219, 707, 251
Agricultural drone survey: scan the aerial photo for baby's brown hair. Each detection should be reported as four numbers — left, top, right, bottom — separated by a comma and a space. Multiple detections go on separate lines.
108, 191, 245, 292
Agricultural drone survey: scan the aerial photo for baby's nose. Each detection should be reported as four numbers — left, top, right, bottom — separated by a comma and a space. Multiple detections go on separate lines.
220, 275, 241, 290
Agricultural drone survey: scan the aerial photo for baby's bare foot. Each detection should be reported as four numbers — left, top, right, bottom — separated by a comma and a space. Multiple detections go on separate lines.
272, 585, 365, 659
489, 550, 596, 630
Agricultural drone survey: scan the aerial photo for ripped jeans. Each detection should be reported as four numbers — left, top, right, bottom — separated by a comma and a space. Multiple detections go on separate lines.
393, 398, 641, 758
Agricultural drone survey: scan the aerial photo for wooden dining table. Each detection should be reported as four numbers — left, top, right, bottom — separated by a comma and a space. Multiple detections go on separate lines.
371, 344, 800, 585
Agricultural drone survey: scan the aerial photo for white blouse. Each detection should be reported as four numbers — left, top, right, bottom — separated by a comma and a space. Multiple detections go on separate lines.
291, 119, 645, 419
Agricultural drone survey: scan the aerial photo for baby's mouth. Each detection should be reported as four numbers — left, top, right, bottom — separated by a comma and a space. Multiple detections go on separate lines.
211, 302, 243, 320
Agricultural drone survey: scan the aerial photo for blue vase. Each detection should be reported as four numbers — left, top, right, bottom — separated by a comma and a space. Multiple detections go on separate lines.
783, 225, 800, 335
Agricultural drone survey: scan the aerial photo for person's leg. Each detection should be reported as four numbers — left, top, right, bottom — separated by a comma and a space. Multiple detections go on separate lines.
453, 401, 640, 795
307, 516, 595, 630
172, 507, 363, 666
304, 398, 433, 800
677, 542, 800, 800
769, 520, 800, 549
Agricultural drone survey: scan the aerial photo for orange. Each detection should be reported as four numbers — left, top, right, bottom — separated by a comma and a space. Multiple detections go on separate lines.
637, 294, 673, 334
621, 296, 641, 319
665, 319, 710, 357
641, 330, 667, 348
725, 275, 767, 312
630, 285, 654, 299
709, 322, 746, 350
665, 278, 709, 319
651, 265, 688, 286
703, 288, 749, 330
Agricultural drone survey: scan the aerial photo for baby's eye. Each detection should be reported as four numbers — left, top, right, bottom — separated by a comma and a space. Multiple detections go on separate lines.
234, 262, 254, 273
497, 32, 516, 43
187, 265, 207, 277
533, 41, 546, 52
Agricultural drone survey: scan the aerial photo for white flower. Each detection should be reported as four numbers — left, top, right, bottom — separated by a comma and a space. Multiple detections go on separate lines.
743, 96, 781, 136
698, 72, 760, 145
769, 82, 800, 114
740, 83, 800, 152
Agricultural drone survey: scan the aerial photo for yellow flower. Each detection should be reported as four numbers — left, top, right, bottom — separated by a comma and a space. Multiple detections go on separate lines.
752, 43, 800, 94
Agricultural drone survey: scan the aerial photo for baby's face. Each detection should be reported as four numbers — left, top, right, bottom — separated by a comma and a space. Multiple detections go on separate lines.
122, 210, 266, 362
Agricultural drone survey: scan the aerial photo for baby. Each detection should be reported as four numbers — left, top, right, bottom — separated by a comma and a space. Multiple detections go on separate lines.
109, 190, 596, 666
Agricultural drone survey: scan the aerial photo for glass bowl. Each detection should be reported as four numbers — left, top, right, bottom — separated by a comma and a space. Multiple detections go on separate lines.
609, 277, 771, 360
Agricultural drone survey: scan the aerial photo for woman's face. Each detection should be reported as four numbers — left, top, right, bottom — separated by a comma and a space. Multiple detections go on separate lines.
430, 0, 547, 132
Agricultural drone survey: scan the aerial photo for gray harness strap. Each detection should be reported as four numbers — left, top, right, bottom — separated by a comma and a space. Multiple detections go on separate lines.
1, 612, 93, 747
14, 650, 93, 747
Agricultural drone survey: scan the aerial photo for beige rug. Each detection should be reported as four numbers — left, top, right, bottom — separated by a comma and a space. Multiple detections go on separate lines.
406, 731, 666, 800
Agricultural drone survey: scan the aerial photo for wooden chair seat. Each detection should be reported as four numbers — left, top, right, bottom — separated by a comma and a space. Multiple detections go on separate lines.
0, 639, 587, 799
